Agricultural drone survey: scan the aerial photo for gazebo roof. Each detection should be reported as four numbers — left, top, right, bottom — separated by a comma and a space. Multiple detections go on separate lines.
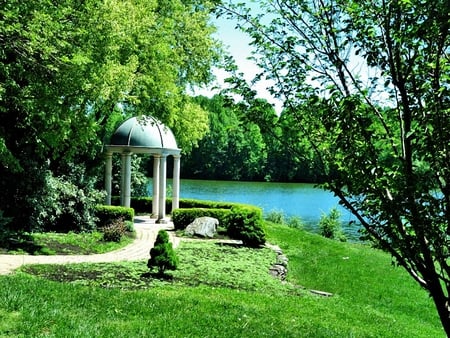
106, 116, 180, 154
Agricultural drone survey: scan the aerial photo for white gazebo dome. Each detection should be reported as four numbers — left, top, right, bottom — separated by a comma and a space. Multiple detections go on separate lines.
104, 115, 181, 223
109, 116, 179, 153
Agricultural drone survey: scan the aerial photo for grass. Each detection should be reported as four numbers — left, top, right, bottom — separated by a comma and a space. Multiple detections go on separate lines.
0, 231, 134, 255
0, 222, 445, 337
19, 241, 298, 294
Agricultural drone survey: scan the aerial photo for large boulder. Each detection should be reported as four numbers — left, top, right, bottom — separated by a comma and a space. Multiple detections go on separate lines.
185, 217, 219, 238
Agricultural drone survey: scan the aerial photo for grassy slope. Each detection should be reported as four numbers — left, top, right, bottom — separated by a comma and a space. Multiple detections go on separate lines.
0, 223, 444, 337
267, 223, 443, 337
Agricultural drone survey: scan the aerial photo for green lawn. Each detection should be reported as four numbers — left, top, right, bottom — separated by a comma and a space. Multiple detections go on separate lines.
0, 222, 444, 337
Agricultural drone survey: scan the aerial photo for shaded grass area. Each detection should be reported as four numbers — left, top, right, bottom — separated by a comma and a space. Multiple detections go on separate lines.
0, 231, 134, 255
0, 223, 444, 337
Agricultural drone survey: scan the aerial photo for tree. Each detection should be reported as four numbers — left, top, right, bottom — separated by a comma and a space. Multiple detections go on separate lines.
248, 98, 323, 182
147, 230, 178, 275
218, 0, 450, 334
182, 95, 268, 180
0, 0, 219, 230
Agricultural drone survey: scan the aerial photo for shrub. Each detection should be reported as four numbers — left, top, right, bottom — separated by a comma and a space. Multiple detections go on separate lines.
172, 200, 265, 247
226, 206, 266, 247
172, 208, 231, 230
287, 216, 304, 229
110, 197, 239, 216
264, 209, 286, 224
29, 171, 103, 232
0, 211, 16, 249
95, 205, 134, 228
124, 220, 135, 233
178, 199, 236, 209
147, 230, 178, 275
318, 208, 347, 242
101, 218, 127, 242
130, 197, 152, 214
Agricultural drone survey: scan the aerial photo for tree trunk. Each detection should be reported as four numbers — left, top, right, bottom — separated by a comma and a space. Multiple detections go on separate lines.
429, 279, 450, 336
434, 299, 450, 337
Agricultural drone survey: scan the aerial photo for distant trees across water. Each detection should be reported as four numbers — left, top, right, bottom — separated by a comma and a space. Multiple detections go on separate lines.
179, 95, 325, 183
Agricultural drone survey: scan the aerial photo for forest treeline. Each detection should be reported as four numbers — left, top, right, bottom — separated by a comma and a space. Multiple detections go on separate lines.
179, 95, 324, 183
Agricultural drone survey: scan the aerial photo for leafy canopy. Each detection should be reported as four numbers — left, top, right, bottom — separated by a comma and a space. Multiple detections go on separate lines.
217, 0, 450, 334
0, 0, 220, 229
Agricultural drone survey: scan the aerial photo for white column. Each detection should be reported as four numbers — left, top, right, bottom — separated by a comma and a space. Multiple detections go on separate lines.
172, 154, 181, 212
152, 155, 161, 219
120, 153, 126, 206
121, 152, 132, 207
104, 152, 113, 205
158, 154, 168, 223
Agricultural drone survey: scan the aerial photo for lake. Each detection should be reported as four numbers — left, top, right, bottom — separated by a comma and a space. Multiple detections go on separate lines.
148, 178, 362, 240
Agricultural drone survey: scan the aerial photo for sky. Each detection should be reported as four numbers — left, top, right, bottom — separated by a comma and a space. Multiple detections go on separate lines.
194, 14, 283, 113
195, 8, 387, 114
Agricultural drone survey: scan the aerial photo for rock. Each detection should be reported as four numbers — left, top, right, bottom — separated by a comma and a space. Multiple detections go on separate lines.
309, 289, 333, 297
268, 245, 289, 280
276, 254, 289, 267
185, 217, 219, 238
269, 264, 287, 280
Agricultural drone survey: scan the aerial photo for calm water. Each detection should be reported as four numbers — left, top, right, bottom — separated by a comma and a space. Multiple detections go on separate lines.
148, 179, 361, 240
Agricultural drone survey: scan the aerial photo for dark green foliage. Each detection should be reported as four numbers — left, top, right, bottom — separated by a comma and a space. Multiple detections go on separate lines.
110, 197, 243, 217
181, 95, 324, 183
226, 207, 266, 248
154, 230, 170, 245
95, 205, 134, 228
101, 218, 127, 243
110, 156, 150, 198
147, 230, 178, 275
0, 211, 44, 253
178, 198, 239, 209
111, 196, 171, 215
129, 197, 153, 214
173, 199, 240, 230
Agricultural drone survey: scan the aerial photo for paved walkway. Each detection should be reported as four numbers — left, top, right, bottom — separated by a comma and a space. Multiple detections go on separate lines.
0, 216, 180, 275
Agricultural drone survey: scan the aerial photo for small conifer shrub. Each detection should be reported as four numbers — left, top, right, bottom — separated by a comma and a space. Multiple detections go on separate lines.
147, 230, 178, 275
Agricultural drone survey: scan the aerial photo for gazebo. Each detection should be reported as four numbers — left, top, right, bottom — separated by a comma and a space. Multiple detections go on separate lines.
104, 116, 181, 223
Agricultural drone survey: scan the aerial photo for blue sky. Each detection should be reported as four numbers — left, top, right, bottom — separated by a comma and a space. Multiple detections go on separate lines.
194, 14, 283, 113
195, 7, 387, 113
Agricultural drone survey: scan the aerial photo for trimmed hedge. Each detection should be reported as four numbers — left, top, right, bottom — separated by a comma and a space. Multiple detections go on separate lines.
178, 199, 238, 209
110, 196, 239, 214
108, 196, 266, 247
172, 208, 232, 230
172, 201, 266, 247
226, 206, 266, 247
95, 205, 134, 228
111, 196, 154, 214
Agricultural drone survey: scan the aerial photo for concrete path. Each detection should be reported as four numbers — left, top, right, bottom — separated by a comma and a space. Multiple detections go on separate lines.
0, 216, 180, 275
